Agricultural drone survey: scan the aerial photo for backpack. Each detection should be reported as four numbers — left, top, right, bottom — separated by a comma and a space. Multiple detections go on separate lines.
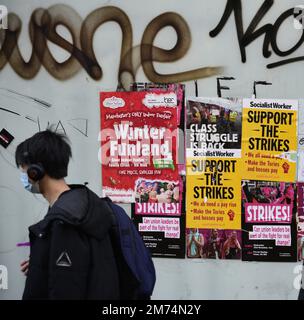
102, 197, 156, 300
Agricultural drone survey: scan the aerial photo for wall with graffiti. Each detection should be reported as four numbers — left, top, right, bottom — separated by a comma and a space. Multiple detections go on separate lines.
0, 0, 303, 299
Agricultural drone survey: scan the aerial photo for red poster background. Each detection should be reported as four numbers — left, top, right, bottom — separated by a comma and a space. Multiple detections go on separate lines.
100, 91, 179, 203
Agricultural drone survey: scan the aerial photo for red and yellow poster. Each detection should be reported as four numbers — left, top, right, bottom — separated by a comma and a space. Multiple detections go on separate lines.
242, 99, 298, 182
100, 91, 179, 203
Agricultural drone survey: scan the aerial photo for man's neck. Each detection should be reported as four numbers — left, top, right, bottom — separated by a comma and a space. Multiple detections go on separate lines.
42, 178, 71, 207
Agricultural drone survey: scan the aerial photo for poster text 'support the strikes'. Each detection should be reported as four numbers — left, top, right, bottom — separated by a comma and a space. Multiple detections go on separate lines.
242, 99, 298, 182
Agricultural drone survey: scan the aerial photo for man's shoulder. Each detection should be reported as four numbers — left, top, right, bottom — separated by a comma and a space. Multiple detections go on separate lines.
49, 187, 89, 221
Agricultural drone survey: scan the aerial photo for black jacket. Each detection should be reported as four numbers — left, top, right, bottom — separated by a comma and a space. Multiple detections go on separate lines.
23, 185, 120, 300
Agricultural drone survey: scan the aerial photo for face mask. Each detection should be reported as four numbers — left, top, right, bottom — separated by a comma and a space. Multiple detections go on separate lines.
20, 172, 41, 194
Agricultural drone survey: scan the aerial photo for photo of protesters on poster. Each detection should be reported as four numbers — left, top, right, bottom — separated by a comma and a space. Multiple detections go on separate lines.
186, 229, 242, 260
186, 97, 242, 151
187, 228, 205, 258
135, 180, 180, 204
242, 180, 297, 262
134, 179, 180, 215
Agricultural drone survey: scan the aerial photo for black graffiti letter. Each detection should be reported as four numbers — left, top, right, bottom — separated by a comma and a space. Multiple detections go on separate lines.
209, 0, 274, 62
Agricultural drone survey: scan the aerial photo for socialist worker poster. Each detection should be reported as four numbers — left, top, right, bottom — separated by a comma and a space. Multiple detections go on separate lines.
241, 180, 297, 262
186, 97, 242, 230
242, 99, 298, 182
100, 91, 179, 203
132, 164, 186, 258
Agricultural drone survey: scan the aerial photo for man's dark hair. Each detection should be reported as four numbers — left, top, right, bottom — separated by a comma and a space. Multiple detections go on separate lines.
15, 129, 72, 179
